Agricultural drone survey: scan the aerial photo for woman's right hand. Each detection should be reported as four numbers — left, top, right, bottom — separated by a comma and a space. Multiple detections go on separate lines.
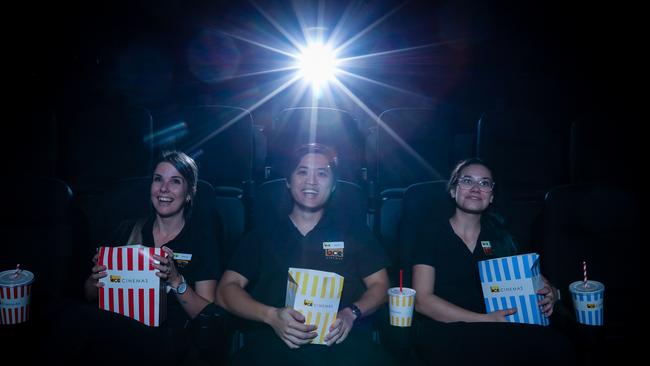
268, 307, 318, 349
89, 253, 107, 287
484, 308, 517, 322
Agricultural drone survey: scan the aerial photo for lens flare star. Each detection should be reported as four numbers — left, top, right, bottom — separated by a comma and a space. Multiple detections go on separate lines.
185, 1, 460, 177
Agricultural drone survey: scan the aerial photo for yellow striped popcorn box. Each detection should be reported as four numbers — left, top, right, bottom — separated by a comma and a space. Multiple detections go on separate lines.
478, 253, 549, 326
98, 245, 167, 327
286, 268, 344, 345
388, 287, 416, 327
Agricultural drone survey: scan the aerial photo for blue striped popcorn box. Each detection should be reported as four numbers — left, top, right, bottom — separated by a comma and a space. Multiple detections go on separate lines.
478, 253, 549, 326
286, 268, 344, 345
568, 280, 604, 326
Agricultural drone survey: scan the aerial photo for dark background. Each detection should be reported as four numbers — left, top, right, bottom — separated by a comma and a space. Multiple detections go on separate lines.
4, 0, 638, 176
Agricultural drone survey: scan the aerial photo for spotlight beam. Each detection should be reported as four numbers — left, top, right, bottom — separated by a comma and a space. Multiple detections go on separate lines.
291, 0, 311, 42
338, 40, 459, 63
331, 77, 441, 179
315, 0, 326, 42
334, 2, 406, 55
221, 31, 298, 59
250, 0, 304, 51
188, 74, 302, 153
337, 69, 433, 100
325, 1, 358, 48
211, 66, 299, 82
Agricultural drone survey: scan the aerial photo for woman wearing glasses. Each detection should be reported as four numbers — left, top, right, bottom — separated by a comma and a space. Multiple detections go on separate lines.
410, 158, 572, 366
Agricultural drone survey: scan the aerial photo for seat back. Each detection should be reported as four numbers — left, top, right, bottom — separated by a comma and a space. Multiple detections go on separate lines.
477, 107, 570, 200
267, 107, 366, 184
214, 186, 245, 269
375, 188, 406, 284
58, 101, 153, 193
570, 119, 640, 184
398, 181, 452, 286
1, 178, 74, 311
541, 183, 639, 334
158, 105, 254, 188
371, 107, 455, 190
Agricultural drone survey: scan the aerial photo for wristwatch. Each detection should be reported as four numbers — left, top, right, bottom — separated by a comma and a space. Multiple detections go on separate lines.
170, 275, 187, 295
348, 304, 362, 321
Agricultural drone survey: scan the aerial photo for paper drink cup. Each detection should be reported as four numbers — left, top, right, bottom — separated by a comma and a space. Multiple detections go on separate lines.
0, 270, 35, 325
569, 280, 605, 326
388, 287, 416, 327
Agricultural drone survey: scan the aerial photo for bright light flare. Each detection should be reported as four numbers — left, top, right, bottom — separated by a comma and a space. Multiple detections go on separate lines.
296, 43, 339, 89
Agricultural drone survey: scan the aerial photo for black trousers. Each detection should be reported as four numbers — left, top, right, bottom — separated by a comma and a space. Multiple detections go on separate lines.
414, 320, 577, 366
229, 327, 397, 366
48, 299, 191, 366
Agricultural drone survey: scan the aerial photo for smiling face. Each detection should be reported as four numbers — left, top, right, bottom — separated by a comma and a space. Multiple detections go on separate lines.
151, 162, 190, 219
287, 152, 335, 213
450, 163, 494, 214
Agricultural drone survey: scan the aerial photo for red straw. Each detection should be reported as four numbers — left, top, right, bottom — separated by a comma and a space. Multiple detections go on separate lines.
12, 264, 21, 279
582, 261, 588, 289
399, 269, 403, 293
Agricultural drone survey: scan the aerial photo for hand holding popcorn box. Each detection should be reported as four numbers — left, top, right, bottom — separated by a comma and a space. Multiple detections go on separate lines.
98, 245, 166, 327
478, 253, 549, 326
285, 268, 344, 345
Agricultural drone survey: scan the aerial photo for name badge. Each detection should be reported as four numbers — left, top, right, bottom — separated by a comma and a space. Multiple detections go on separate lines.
323, 241, 344, 249
323, 241, 344, 260
480, 241, 493, 256
173, 252, 192, 268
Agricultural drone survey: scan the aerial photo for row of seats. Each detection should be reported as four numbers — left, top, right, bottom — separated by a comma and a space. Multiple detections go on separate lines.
3, 176, 637, 329
47, 101, 626, 197
2, 176, 638, 363
43, 102, 631, 256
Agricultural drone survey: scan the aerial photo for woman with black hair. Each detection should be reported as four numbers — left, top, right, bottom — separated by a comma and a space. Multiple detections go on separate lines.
411, 158, 573, 366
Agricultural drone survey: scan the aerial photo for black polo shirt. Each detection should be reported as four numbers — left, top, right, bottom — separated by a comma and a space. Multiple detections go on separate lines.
411, 218, 515, 314
228, 211, 390, 321
112, 216, 221, 327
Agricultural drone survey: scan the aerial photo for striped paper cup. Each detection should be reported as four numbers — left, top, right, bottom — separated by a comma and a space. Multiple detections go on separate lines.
0, 270, 35, 325
569, 280, 605, 326
388, 287, 416, 327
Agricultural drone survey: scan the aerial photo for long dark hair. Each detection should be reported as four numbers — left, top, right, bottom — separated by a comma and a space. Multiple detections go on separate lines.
154, 150, 198, 218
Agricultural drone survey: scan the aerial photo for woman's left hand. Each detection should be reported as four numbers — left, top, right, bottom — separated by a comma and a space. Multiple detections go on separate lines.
324, 307, 356, 346
153, 246, 181, 287
537, 281, 558, 317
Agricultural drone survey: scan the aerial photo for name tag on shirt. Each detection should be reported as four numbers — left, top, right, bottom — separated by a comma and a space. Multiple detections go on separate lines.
480, 241, 493, 256
323, 241, 344, 260
323, 241, 344, 249
173, 252, 192, 268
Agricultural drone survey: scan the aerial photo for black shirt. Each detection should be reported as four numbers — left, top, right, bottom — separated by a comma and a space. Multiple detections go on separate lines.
228, 210, 390, 330
411, 218, 515, 314
112, 215, 220, 328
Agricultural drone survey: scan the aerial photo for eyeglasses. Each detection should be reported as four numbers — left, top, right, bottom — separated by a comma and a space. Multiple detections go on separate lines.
456, 177, 495, 192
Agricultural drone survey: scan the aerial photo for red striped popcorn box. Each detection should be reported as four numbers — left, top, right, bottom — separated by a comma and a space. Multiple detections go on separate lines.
478, 253, 549, 326
286, 268, 344, 345
0, 269, 34, 325
97, 245, 166, 327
